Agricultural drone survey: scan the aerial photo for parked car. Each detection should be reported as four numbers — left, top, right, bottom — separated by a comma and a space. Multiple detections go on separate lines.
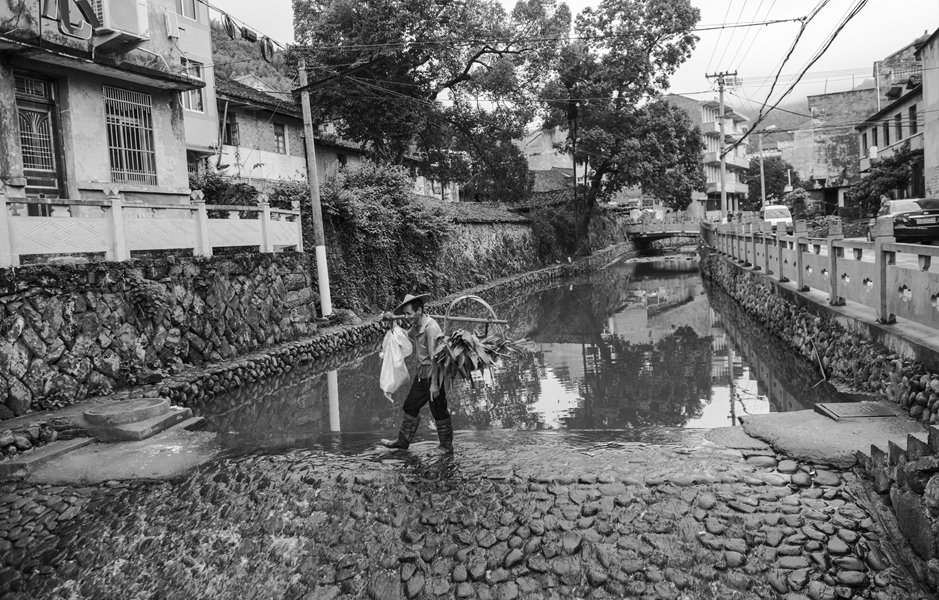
759, 204, 793, 233
866, 198, 939, 243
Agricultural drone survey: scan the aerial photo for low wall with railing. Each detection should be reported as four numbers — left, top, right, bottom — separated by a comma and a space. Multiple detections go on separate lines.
0, 186, 302, 267
702, 220, 939, 331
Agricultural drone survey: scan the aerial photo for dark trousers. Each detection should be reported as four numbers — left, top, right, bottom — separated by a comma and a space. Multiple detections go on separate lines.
403, 377, 449, 420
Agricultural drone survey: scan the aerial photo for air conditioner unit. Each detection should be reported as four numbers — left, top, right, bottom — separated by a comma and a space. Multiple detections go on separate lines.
869, 146, 878, 160
93, 0, 150, 40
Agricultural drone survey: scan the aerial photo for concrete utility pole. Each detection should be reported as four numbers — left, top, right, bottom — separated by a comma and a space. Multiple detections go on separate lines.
707, 71, 736, 221
758, 125, 778, 206
298, 56, 332, 317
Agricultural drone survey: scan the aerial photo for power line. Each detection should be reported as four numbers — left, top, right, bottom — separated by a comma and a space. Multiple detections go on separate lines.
724, 0, 871, 158
705, 0, 736, 74
732, 0, 777, 74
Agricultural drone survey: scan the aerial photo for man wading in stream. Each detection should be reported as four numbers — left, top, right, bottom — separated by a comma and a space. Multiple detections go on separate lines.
380, 293, 454, 454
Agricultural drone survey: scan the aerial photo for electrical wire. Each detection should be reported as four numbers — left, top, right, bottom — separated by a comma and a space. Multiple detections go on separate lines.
724, 0, 871, 158
705, 0, 736, 75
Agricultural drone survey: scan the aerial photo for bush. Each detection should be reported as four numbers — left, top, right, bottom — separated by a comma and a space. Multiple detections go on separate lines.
530, 204, 578, 263
269, 161, 453, 312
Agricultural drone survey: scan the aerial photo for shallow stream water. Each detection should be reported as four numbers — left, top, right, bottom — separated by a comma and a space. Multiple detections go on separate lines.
2, 255, 926, 600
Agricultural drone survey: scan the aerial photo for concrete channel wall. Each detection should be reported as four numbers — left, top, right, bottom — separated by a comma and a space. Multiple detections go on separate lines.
700, 245, 939, 574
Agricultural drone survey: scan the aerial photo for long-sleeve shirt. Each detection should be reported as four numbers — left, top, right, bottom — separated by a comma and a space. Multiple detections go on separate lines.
410, 315, 443, 380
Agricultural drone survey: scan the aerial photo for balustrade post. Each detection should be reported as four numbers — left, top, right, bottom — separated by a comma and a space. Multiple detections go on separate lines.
258, 194, 274, 253
874, 217, 896, 324
777, 230, 788, 283
105, 186, 128, 262
737, 224, 745, 263
0, 192, 14, 268
761, 222, 772, 273
750, 222, 759, 269
191, 190, 212, 258
794, 220, 808, 291
291, 201, 304, 252
827, 220, 844, 306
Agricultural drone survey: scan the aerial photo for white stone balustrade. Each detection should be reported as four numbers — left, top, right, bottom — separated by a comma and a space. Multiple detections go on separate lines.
0, 187, 303, 267
701, 219, 939, 331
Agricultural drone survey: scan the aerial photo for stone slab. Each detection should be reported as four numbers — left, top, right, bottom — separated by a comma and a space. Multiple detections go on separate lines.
0, 438, 94, 479
705, 426, 771, 451
28, 419, 218, 484
83, 397, 170, 426
89, 406, 193, 442
814, 402, 898, 420
739, 409, 927, 468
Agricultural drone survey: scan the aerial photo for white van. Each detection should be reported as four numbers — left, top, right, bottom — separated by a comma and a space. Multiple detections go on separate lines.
759, 204, 793, 232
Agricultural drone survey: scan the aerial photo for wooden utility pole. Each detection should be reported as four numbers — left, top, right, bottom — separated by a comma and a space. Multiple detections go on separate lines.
298, 56, 332, 317
707, 71, 736, 221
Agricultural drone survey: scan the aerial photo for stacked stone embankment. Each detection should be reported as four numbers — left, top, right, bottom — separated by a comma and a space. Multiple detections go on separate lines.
0, 242, 638, 460
702, 246, 939, 587
0, 253, 319, 422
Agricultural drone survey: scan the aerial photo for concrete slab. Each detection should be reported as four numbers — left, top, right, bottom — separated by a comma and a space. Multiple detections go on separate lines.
28, 420, 220, 484
89, 406, 192, 442
0, 438, 94, 479
739, 408, 927, 468
705, 426, 771, 450
84, 397, 170, 426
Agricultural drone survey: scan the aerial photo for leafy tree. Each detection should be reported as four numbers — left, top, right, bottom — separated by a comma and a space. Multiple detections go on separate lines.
210, 21, 294, 92
846, 144, 925, 217
742, 155, 801, 209
539, 0, 703, 245
781, 187, 809, 220
291, 0, 569, 200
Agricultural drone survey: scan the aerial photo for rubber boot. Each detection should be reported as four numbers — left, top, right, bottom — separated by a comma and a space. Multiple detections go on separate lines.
434, 417, 454, 454
380, 414, 420, 449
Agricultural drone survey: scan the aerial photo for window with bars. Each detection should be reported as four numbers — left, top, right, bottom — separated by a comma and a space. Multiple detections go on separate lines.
274, 123, 287, 154
883, 122, 890, 147
104, 86, 158, 186
910, 105, 918, 135
181, 58, 204, 112
895, 113, 903, 140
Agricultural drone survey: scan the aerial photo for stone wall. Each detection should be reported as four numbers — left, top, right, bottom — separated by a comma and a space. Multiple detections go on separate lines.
702, 248, 939, 580
0, 253, 317, 420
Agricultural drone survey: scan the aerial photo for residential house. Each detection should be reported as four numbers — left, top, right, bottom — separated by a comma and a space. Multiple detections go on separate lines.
208, 75, 364, 191
172, 0, 218, 169
856, 83, 925, 199
916, 28, 939, 196
665, 94, 749, 219
518, 125, 662, 213
0, 0, 206, 208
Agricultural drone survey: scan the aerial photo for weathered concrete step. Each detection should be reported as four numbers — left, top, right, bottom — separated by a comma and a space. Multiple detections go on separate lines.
0, 438, 94, 479
84, 397, 170, 426
90, 406, 193, 442
929, 425, 939, 453
907, 432, 931, 461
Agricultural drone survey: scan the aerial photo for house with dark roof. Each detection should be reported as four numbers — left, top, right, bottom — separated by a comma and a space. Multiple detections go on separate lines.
206, 76, 364, 191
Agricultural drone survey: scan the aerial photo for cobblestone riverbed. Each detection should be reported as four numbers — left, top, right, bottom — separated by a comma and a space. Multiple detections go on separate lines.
0, 429, 929, 600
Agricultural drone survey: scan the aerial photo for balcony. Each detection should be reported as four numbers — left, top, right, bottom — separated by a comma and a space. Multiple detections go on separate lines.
703, 151, 749, 170
706, 180, 749, 195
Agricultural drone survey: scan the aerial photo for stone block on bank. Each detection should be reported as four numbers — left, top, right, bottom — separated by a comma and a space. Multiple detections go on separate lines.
890, 488, 937, 561
888, 440, 907, 467
908, 433, 932, 461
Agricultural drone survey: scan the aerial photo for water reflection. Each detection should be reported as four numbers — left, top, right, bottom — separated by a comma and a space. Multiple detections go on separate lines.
193, 257, 832, 448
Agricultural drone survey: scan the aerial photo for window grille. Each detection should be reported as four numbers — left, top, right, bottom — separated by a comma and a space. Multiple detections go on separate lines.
104, 86, 158, 186
14, 76, 50, 100
18, 111, 55, 171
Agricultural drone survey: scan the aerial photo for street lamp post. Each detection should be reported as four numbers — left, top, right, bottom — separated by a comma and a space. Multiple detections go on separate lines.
758, 125, 777, 207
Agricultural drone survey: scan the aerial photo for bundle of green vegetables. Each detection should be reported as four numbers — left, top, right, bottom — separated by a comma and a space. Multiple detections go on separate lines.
430, 329, 529, 391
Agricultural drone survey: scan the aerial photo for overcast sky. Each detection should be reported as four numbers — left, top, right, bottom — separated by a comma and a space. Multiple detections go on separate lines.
224, 0, 938, 111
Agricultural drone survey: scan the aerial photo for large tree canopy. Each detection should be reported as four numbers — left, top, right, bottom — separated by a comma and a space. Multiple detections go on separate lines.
538, 0, 703, 233
742, 155, 801, 210
292, 0, 569, 201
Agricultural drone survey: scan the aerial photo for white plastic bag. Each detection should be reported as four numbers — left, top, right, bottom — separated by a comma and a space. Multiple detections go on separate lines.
379, 326, 412, 401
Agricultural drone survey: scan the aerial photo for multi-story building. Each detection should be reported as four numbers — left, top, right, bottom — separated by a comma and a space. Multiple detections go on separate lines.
916, 28, 939, 196
856, 83, 924, 198
0, 0, 208, 206
665, 94, 750, 218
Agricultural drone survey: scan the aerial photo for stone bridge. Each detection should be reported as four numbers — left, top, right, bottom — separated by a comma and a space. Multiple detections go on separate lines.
623, 219, 701, 241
